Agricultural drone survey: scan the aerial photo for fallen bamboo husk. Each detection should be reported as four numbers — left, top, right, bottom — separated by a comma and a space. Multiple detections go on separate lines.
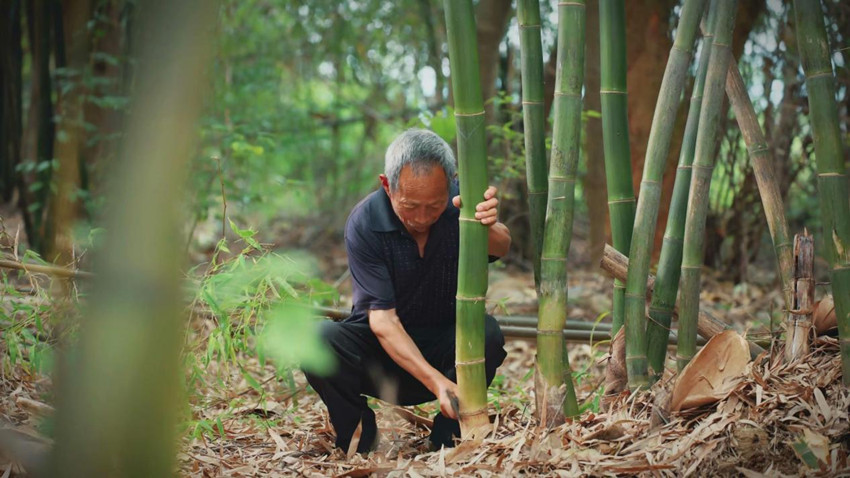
670, 330, 750, 412
601, 244, 764, 358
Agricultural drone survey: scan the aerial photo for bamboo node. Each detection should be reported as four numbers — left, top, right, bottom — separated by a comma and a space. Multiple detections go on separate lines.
747, 145, 769, 155
455, 357, 486, 366
691, 164, 715, 172
536, 330, 564, 336
540, 257, 568, 262
557, 2, 585, 7
608, 197, 636, 205
680, 265, 701, 270
713, 41, 731, 47
599, 89, 627, 95
521, 101, 544, 105
662, 234, 683, 242
806, 70, 834, 80
624, 292, 646, 299
458, 217, 484, 223
454, 111, 485, 117
676, 165, 693, 171
670, 44, 690, 55
641, 179, 661, 186
456, 295, 486, 302
554, 92, 581, 98
548, 177, 575, 182
625, 355, 648, 361
818, 172, 845, 177
528, 191, 547, 196
458, 407, 488, 418
518, 23, 542, 29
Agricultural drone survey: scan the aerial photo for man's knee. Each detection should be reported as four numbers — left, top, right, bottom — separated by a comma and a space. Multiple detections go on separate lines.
483, 315, 507, 365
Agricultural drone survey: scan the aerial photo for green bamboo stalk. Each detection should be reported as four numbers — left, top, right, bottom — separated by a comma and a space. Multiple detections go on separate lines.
793, 0, 850, 384
443, 0, 491, 437
599, 0, 636, 337
536, 0, 584, 425
724, 62, 794, 327
678, 0, 737, 371
624, 0, 706, 390
49, 1, 218, 475
517, 0, 547, 290
647, 3, 718, 381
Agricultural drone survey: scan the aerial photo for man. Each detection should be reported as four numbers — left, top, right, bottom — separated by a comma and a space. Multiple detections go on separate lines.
304, 129, 510, 453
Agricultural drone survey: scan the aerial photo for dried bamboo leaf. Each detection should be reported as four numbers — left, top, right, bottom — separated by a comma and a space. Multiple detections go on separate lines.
670, 330, 750, 412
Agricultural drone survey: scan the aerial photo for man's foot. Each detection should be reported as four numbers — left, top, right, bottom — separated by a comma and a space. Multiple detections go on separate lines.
428, 412, 460, 450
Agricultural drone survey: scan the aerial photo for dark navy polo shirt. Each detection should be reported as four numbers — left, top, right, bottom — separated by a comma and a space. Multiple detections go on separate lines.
344, 183, 461, 329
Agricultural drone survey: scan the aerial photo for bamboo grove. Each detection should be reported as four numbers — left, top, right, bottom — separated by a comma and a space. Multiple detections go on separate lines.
442, 0, 850, 428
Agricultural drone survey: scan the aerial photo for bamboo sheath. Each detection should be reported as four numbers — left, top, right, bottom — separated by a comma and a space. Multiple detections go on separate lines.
599, 0, 636, 337
443, 0, 491, 436
623, 0, 706, 390
536, 0, 585, 424
647, 2, 718, 381
793, 0, 850, 385
678, 0, 737, 371
517, 0, 547, 290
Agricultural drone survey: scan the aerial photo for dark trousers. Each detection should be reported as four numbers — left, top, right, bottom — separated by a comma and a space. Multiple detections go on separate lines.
302, 315, 507, 451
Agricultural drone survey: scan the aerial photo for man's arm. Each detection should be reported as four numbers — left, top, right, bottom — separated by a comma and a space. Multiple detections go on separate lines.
368, 308, 459, 419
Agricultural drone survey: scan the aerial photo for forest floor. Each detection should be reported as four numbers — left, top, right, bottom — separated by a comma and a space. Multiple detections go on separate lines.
0, 224, 848, 476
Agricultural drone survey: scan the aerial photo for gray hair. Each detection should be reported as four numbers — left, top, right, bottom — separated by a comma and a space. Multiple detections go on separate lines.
384, 129, 456, 191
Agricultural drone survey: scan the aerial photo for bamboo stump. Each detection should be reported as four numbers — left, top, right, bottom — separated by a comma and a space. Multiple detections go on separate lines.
785, 231, 814, 361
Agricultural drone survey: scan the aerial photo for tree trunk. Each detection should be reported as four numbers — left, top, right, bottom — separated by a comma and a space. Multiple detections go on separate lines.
476, 0, 512, 123
1, 0, 24, 204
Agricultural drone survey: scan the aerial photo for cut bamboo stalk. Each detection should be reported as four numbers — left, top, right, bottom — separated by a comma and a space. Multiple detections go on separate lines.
678, 0, 737, 371
786, 231, 814, 361
517, 0, 547, 290
443, 0, 491, 437
793, 0, 850, 385
598, 0, 636, 336
624, 0, 706, 390
536, 0, 585, 425
601, 244, 764, 358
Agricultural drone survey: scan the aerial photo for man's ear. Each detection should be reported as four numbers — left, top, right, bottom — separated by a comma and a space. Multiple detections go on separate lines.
379, 174, 390, 194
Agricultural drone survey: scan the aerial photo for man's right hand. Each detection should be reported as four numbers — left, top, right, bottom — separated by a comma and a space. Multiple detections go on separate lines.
432, 375, 460, 420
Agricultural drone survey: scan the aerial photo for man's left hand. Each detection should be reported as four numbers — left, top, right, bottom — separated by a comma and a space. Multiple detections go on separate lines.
452, 186, 500, 226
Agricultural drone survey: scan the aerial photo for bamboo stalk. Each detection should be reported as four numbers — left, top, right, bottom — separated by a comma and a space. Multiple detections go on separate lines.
443, 0, 491, 437
0, 258, 93, 279
49, 1, 218, 475
723, 61, 795, 330
793, 0, 850, 385
678, 0, 737, 371
517, 0, 547, 290
647, 2, 717, 381
624, 0, 706, 390
502, 326, 704, 345
599, 0, 636, 337
536, 0, 585, 425
786, 231, 814, 361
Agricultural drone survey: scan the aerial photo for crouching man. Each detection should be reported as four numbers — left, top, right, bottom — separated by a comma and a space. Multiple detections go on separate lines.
303, 129, 510, 452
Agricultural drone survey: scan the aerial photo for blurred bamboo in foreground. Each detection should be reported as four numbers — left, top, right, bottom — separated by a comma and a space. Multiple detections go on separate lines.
49, 1, 219, 476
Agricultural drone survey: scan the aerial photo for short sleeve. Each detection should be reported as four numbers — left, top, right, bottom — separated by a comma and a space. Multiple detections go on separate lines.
345, 219, 396, 312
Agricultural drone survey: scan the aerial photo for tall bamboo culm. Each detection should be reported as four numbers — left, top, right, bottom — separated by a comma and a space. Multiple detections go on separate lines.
723, 63, 795, 346
647, 2, 718, 380
49, 0, 218, 475
517, 0, 547, 290
536, 0, 584, 425
678, 0, 737, 371
793, 0, 850, 384
623, 0, 706, 389
443, 0, 492, 437
599, 0, 636, 336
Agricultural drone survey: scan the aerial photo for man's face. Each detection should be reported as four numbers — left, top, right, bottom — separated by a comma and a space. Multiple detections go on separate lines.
380, 163, 449, 235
